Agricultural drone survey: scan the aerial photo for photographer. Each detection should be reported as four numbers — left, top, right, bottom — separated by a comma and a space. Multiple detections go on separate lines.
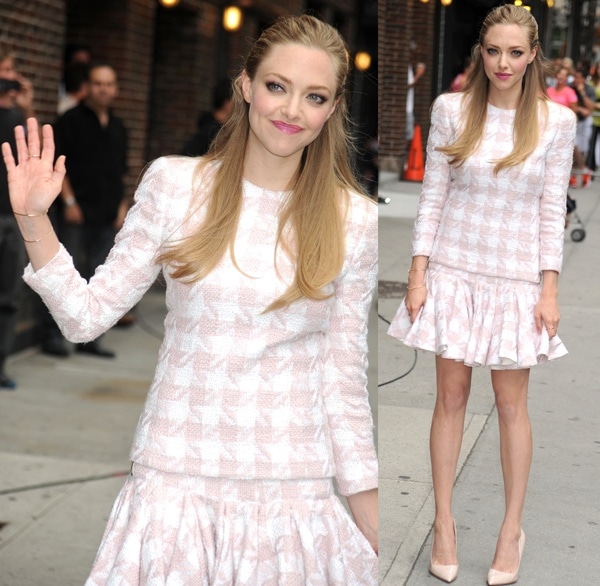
0, 48, 34, 388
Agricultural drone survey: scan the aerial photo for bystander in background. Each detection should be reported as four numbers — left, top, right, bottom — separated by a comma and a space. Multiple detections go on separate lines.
181, 78, 233, 157
50, 63, 128, 358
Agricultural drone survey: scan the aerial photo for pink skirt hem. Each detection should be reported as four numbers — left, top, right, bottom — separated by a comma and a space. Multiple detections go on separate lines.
388, 263, 567, 370
85, 464, 377, 586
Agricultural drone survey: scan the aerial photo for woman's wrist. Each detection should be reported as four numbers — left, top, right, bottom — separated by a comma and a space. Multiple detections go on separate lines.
13, 214, 54, 243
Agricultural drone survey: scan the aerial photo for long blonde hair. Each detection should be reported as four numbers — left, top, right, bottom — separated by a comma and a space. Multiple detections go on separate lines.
439, 4, 548, 174
158, 15, 364, 311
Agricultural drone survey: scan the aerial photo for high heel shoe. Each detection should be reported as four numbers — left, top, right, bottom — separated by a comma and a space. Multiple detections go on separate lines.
487, 529, 525, 586
429, 519, 459, 583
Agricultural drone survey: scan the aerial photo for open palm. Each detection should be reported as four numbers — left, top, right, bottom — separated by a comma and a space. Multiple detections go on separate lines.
1, 118, 66, 216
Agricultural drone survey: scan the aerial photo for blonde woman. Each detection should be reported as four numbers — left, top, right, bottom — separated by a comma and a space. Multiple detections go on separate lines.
2, 15, 377, 585
389, 5, 575, 585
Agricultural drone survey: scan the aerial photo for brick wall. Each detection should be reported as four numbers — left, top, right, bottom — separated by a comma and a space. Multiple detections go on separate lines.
379, 0, 435, 175
0, 1, 66, 123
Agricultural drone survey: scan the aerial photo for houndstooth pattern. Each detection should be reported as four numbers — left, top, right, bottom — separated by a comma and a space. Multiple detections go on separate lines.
85, 465, 377, 585
411, 93, 576, 283
24, 156, 378, 494
389, 93, 576, 369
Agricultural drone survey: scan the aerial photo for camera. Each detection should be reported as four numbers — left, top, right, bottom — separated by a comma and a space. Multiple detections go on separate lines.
0, 78, 22, 93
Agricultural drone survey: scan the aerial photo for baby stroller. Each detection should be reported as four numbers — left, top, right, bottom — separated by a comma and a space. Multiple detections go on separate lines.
566, 193, 585, 242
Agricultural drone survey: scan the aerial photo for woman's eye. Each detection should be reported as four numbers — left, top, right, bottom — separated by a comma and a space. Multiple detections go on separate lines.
486, 48, 497, 55
512, 50, 523, 57
308, 93, 327, 104
266, 82, 283, 92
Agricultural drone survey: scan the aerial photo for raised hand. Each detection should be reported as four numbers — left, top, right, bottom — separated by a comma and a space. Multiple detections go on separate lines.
1, 117, 66, 216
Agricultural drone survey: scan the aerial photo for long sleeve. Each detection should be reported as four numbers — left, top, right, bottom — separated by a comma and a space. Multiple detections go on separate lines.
412, 94, 455, 257
23, 157, 173, 341
322, 195, 378, 496
539, 105, 577, 272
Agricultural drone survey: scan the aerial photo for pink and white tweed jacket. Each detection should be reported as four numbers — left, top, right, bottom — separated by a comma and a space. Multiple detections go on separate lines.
413, 92, 577, 283
24, 157, 378, 496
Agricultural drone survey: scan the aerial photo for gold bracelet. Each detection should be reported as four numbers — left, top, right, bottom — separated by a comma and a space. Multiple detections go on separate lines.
22, 228, 53, 243
407, 283, 426, 291
408, 268, 427, 273
13, 209, 48, 217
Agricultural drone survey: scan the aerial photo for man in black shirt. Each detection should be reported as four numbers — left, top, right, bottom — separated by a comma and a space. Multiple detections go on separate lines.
52, 63, 128, 358
0, 49, 34, 388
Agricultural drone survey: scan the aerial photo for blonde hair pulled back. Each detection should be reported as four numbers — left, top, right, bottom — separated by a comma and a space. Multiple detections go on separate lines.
158, 14, 363, 311
439, 4, 548, 173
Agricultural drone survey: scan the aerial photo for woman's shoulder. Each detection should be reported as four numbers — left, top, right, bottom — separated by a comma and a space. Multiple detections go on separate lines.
544, 98, 577, 128
343, 189, 377, 235
142, 155, 208, 178
139, 156, 218, 191
430, 92, 465, 125
433, 91, 464, 113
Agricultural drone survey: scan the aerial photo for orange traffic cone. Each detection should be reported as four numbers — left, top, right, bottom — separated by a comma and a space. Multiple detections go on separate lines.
403, 124, 424, 182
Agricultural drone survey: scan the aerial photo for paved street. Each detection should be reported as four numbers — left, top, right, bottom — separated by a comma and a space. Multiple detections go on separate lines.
378, 172, 600, 585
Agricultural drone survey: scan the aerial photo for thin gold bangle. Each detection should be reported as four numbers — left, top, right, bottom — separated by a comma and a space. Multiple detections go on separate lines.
408, 268, 426, 273
22, 228, 53, 243
13, 209, 48, 217
407, 283, 426, 291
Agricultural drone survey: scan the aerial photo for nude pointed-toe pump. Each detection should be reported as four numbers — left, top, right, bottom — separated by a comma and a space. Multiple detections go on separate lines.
429, 519, 459, 583
487, 529, 525, 586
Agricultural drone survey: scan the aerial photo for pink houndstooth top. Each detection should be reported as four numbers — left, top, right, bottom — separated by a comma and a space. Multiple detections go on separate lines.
413, 92, 577, 283
24, 157, 378, 496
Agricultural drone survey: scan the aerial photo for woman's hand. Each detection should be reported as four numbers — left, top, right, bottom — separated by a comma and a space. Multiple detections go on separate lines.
346, 488, 378, 555
536, 270, 560, 338
405, 284, 427, 323
1, 118, 66, 216
534, 294, 560, 339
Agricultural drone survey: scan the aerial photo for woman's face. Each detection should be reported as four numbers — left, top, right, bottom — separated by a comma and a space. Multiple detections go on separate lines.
481, 24, 536, 105
242, 43, 338, 166
555, 68, 568, 88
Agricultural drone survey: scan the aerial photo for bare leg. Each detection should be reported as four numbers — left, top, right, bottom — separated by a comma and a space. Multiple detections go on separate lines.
430, 356, 472, 565
490, 368, 532, 573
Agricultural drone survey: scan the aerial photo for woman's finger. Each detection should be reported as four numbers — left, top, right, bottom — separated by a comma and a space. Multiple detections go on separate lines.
26, 117, 41, 157
13, 123, 29, 165
40, 123, 56, 164
1, 141, 15, 171
54, 154, 66, 176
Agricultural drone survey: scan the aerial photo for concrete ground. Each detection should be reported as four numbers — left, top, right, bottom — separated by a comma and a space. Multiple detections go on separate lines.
378, 171, 600, 585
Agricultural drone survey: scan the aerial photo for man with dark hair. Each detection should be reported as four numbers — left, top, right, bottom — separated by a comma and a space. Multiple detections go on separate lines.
52, 63, 128, 358
181, 78, 233, 156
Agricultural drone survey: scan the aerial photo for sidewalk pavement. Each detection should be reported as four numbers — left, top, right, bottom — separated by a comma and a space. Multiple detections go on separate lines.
0, 282, 378, 585
378, 171, 600, 585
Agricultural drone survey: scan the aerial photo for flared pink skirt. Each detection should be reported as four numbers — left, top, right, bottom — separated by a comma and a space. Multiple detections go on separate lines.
85, 463, 377, 585
388, 263, 567, 370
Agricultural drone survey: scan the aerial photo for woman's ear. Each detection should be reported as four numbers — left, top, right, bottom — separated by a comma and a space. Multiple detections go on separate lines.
326, 96, 341, 121
528, 47, 537, 64
241, 70, 252, 104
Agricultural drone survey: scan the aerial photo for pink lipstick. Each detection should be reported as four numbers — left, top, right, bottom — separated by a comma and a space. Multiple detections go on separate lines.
495, 73, 511, 81
272, 121, 303, 134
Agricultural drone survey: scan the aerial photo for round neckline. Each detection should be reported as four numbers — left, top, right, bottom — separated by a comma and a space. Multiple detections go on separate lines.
487, 101, 516, 113
242, 177, 288, 194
